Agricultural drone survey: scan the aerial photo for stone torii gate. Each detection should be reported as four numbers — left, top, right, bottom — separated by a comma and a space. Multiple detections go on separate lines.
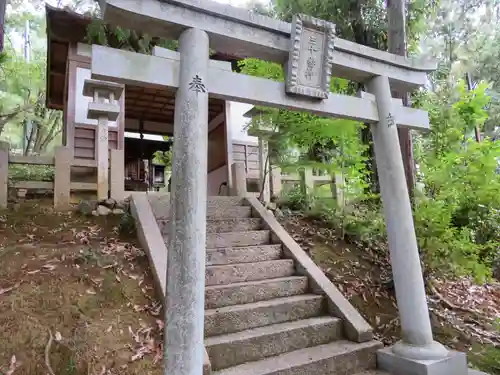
93, 1, 468, 374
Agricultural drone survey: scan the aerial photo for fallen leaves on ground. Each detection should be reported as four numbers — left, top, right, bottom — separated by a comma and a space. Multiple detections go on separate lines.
0, 200, 164, 374
280, 214, 500, 349
128, 323, 163, 363
429, 278, 500, 346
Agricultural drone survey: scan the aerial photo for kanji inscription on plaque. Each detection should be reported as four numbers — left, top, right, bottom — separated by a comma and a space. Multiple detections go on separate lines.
300, 29, 323, 87
286, 14, 335, 100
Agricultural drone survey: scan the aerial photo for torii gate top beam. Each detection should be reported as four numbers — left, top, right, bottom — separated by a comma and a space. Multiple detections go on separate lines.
99, 0, 436, 92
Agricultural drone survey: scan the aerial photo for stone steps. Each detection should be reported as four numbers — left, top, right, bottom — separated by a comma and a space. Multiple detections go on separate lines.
164, 230, 271, 248
212, 340, 383, 375
206, 230, 271, 248
207, 205, 252, 218
151, 203, 252, 220
151, 194, 382, 375
206, 244, 282, 266
159, 218, 263, 234
206, 218, 263, 233
204, 294, 324, 337
205, 259, 295, 286
204, 276, 308, 309
205, 316, 343, 370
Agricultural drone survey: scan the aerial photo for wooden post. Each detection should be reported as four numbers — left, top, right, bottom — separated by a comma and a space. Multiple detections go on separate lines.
231, 162, 247, 196
270, 166, 282, 199
299, 167, 314, 196
110, 149, 125, 200
82, 79, 124, 201
0, 141, 8, 210
258, 138, 270, 202
331, 172, 345, 207
54, 146, 72, 210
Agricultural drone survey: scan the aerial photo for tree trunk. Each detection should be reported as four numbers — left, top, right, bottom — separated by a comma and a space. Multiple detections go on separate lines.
0, 0, 6, 53
466, 72, 481, 142
349, 0, 381, 194
387, 0, 415, 196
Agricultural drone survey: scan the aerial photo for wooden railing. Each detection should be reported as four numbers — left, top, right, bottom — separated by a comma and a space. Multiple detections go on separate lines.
244, 164, 343, 202
0, 141, 125, 210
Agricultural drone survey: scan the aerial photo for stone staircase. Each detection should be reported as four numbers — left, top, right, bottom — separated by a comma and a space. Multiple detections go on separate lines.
148, 195, 388, 375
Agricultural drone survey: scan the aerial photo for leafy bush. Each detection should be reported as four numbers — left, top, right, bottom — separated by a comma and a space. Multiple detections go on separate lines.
278, 184, 311, 211
308, 197, 386, 242
411, 83, 500, 281
8, 164, 55, 182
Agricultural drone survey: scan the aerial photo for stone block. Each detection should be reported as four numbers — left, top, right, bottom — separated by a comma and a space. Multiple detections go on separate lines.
377, 346, 468, 375
206, 244, 282, 266
204, 294, 324, 336
204, 276, 308, 309
205, 316, 342, 370
205, 259, 295, 286
206, 230, 270, 248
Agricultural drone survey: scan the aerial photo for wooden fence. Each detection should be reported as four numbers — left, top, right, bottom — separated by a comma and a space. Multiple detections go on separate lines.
246, 166, 344, 203
0, 141, 125, 210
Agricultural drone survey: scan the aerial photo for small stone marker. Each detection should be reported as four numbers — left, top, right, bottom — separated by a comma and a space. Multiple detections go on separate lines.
286, 14, 335, 99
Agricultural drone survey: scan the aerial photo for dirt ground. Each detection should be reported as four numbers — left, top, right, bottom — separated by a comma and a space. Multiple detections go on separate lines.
0, 199, 164, 375
0, 199, 498, 375
281, 214, 500, 375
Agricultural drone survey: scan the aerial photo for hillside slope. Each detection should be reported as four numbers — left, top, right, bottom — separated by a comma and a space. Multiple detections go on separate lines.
280, 214, 500, 375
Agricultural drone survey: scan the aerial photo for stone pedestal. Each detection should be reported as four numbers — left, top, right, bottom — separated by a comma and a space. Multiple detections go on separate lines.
54, 147, 72, 210
164, 27, 209, 375
366, 75, 464, 374
378, 347, 467, 375
83, 79, 123, 201
110, 149, 125, 200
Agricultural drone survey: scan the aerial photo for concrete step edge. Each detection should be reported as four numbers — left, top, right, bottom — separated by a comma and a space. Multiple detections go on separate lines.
205, 294, 323, 315
206, 230, 270, 237
205, 316, 341, 346
206, 259, 293, 271
206, 245, 282, 266
206, 244, 281, 253
204, 276, 307, 292
205, 259, 295, 286
204, 276, 309, 309
212, 340, 382, 375
158, 218, 261, 224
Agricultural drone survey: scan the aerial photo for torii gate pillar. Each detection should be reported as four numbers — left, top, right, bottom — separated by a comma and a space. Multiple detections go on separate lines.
366, 76, 468, 374
165, 27, 209, 375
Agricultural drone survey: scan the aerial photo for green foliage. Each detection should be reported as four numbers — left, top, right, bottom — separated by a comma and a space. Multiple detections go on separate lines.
279, 185, 311, 211
239, 57, 370, 207
469, 344, 500, 375
85, 19, 179, 54
153, 149, 173, 170
414, 140, 500, 280
409, 82, 500, 281
0, 9, 62, 153
8, 164, 55, 182
118, 212, 136, 236
152, 137, 173, 170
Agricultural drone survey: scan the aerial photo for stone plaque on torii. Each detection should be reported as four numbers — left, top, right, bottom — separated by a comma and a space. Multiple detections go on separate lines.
93, 1, 468, 375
